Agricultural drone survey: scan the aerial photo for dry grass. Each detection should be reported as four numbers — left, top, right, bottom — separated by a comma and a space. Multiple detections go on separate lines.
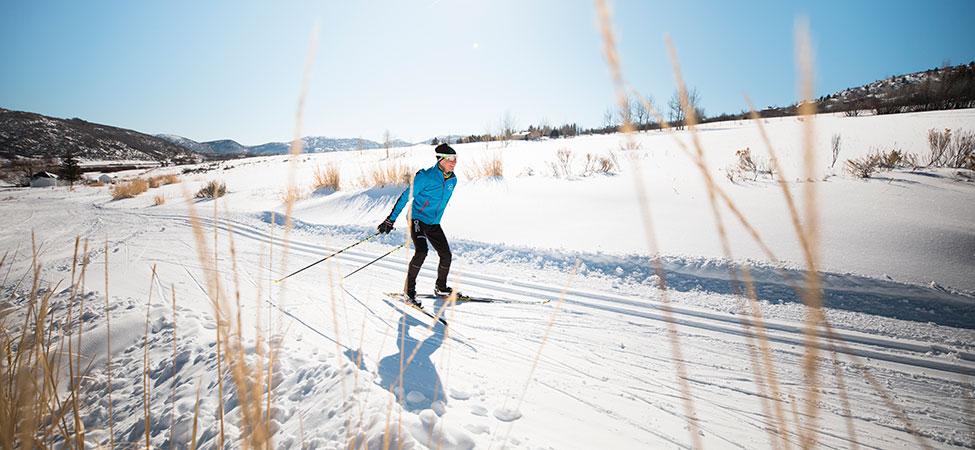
148, 173, 180, 188
846, 148, 917, 178
110, 178, 149, 200
195, 180, 227, 199
183, 194, 275, 448
464, 153, 504, 179
279, 185, 308, 203
926, 127, 975, 169
357, 163, 413, 188
153, 194, 166, 206
313, 163, 341, 191
549, 147, 575, 178
583, 152, 618, 175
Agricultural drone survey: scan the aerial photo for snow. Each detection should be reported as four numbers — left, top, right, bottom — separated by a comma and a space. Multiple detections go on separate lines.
1, 109, 974, 448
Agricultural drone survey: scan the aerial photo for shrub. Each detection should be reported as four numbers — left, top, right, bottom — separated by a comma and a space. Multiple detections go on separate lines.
845, 148, 917, 178
830, 134, 842, 169
195, 180, 226, 199
549, 148, 575, 178
110, 178, 149, 200
279, 185, 307, 203
358, 163, 413, 188
755, 156, 774, 178
846, 156, 877, 179
726, 147, 765, 182
926, 128, 953, 166
927, 128, 975, 169
583, 153, 618, 175
312, 163, 341, 191
152, 194, 166, 206
464, 154, 504, 179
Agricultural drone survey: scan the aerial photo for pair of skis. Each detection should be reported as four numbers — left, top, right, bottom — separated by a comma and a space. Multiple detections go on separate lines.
386, 292, 551, 327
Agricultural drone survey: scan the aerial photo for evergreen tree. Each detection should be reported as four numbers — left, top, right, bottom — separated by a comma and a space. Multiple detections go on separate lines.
60, 149, 82, 186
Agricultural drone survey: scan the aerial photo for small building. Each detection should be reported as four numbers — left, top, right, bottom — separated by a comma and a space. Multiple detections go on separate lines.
30, 171, 60, 188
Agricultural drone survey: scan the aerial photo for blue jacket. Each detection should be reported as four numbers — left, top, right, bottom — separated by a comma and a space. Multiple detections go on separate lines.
388, 163, 457, 225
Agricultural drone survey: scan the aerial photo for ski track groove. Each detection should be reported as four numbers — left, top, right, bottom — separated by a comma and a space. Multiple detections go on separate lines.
130, 210, 975, 379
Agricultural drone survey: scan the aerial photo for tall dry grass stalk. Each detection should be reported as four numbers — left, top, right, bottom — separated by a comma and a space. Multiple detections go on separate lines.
793, 21, 827, 449
661, 38, 789, 449
829, 350, 859, 450
104, 239, 115, 448
170, 285, 178, 450
491, 261, 580, 449
280, 22, 320, 242
191, 380, 202, 450
144, 266, 157, 450
744, 94, 931, 447
592, 1, 702, 448
182, 185, 273, 448
0, 235, 68, 448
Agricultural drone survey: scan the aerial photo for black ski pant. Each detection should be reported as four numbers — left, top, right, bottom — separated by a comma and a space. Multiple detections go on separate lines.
405, 219, 451, 296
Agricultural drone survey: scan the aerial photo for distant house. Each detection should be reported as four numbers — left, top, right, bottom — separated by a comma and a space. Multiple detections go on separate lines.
30, 171, 60, 188
511, 131, 531, 141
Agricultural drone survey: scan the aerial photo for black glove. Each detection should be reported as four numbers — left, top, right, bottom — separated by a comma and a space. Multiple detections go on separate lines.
377, 218, 394, 234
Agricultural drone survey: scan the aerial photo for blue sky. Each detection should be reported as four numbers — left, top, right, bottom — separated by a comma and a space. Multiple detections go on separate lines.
2, 0, 973, 144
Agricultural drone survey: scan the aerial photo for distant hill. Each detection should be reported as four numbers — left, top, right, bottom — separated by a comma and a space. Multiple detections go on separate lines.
421, 135, 465, 145
727, 62, 975, 121
157, 135, 418, 157
0, 108, 201, 163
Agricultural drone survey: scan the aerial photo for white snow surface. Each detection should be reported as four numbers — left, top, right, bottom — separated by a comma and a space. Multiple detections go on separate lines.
1, 109, 974, 449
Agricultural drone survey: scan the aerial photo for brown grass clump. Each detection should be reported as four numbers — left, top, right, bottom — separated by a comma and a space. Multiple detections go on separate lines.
149, 174, 180, 188
110, 178, 149, 200
927, 128, 975, 169
846, 148, 917, 178
195, 180, 227, 199
313, 163, 341, 191
279, 185, 308, 203
464, 153, 504, 179
153, 194, 166, 206
358, 163, 413, 188
583, 153, 618, 175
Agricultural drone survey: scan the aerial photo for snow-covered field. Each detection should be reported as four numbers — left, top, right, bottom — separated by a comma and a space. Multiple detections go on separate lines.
1, 109, 974, 449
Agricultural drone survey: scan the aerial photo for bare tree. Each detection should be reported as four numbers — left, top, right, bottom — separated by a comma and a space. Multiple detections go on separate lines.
382, 129, 392, 159
668, 91, 685, 130
619, 95, 635, 128
602, 107, 616, 130
632, 95, 649, 129
668, 88, 702, 130
500, 111, 517, 148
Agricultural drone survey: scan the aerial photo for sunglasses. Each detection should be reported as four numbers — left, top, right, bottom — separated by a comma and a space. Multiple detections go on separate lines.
438, 155, 457, 161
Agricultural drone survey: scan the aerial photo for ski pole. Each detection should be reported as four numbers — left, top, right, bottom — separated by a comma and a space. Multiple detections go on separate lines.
343, 243, 405, 279
274, 232, 379, 283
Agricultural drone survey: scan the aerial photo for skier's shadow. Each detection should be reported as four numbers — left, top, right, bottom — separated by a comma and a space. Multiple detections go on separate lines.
377, 311, 446, 412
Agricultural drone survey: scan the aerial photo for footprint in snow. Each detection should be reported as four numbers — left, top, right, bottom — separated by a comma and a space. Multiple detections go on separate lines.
493, 407, 522, 422
406, 391, 427, 405
449, 387, 471, 400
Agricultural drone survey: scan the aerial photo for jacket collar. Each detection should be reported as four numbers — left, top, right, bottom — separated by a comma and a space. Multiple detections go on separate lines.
433, 162, 456, 180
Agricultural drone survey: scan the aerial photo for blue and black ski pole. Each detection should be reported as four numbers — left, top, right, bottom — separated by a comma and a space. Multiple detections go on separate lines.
274, 232, 379, 284
343, 243, 405, 279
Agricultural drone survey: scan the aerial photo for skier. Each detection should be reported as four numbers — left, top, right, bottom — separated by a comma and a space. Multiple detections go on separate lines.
377, 143, 458, 306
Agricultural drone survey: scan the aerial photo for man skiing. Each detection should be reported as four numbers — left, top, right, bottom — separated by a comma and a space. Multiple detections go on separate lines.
377, 143, 458, 307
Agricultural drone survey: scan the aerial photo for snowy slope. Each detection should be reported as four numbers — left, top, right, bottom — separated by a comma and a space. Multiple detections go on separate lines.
1, 109, 974, 449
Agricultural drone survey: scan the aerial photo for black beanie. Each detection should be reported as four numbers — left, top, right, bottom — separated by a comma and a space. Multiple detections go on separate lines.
434, 143, 456, 157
